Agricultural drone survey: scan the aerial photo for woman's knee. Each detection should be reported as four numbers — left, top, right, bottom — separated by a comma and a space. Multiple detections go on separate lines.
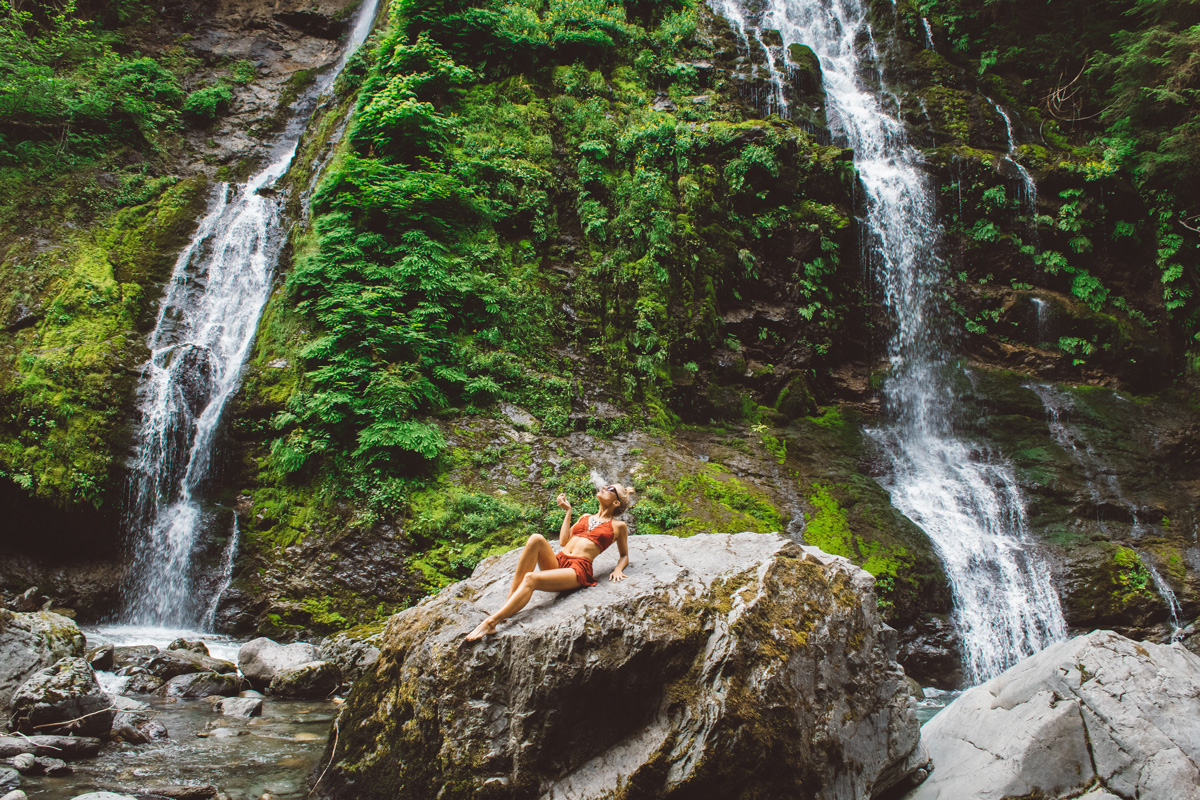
520, 572, 540, 590
526, 533, 548, 547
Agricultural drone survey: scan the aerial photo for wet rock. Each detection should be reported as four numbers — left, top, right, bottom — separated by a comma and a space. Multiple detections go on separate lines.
167, 638, 209, 656
0, 770, 16, 794
268, 660, 338, 699
0, 735, 102, 760
9, 657, 114, 737
112, 645, 159, 670
0, 789, 26, 800
215, 697, 262, 717
68, 794, 137, 800
313, 533, 926, 800
12, 588, 40, 613
908, 630, 1200, 800
319, 625, 383, 687
896, 614, 963, 688
6, 754, 33, 774
144, 785, 218, 800
121, 669, 165, 694
111, 694, 168, 742
146, 650, 237, 679
273, 9, 347, 39
158, 671, 240, 698
238, 638, 320, 689
86, 643, 114, 672
33, 757, 68, 776
0, 610, 86, 711
112, 724, 149, 745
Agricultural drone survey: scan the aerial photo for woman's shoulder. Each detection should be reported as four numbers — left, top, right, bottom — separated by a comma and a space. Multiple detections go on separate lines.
614, 519, 629, 532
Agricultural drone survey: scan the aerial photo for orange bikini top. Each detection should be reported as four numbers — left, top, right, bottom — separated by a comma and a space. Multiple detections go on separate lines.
570, 514, 614, 553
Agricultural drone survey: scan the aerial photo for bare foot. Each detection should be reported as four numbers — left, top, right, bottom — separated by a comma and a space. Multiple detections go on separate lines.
465, 619, 497, 641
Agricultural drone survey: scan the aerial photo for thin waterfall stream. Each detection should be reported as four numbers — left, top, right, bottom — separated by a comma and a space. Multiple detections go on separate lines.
117, 0, 381, 630
709, 0, 1067, 682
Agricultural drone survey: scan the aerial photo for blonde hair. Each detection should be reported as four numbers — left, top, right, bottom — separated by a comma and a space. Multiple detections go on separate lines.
611, 484, 634, 517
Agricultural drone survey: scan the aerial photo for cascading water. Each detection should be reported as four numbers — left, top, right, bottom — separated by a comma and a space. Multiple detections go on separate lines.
118, 0, 381, 629
709, 0, 1067, 682
986, 97, 1037, 217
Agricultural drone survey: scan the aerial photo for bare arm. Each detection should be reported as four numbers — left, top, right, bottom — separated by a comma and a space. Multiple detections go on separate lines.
556, 493, 573, 547
610, 521, 629, 581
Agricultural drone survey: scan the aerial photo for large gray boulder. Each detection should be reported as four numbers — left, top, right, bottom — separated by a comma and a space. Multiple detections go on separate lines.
268, 660, 339, 699
145, 649, 237, 679
313, 533, 927, 800
0, 610, 85, 711
319, 624, 384, 687
237, 638, 320, 689
9, 658, 113, 738
908, 630, 1200, 800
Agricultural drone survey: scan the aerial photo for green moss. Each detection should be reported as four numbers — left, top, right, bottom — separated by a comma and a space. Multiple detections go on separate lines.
671, 462, 782, 535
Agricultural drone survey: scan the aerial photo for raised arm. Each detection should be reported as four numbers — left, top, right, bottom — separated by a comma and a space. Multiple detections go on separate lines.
609, 520, 630, 582
556, 493, 573, 546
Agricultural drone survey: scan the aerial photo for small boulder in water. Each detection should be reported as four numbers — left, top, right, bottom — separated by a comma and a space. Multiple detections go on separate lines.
112, 645, 159, 670
215, 697, 263, 717
120, 669, 164, 695
1, 789, 26, 800
0, 609, 85, 712
158, 672, 240, 698
268, 661, 338, 699
167, 638, 210, 656
147, 650, 236, 679
33, 757, 68, 777
238, 638, 319, 689
85, 644, 114, 672
68, 794, 138, 800
9, 657, 114, 738
6, 754, 33, 774
0, 770, 16, 794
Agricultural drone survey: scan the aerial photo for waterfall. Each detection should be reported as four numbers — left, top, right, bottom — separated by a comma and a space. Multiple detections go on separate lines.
709, 0, 1067, 682
1031, 297, 1051, 345
119, 0, 382, 628
985, 97, 1038, 218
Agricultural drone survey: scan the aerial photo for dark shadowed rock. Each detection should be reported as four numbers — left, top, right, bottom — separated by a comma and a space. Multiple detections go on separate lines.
314, 533, 926, 800
9, 657, 113, 737
157, 672, 240, 698
908, 630, 1200, 800
0, 610, 85, 711
319, 624, 384, 688
86, 643, 114, 672
0, 735, 101, 760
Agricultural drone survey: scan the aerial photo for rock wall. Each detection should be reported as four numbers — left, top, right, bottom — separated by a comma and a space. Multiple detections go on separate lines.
312, 534, 926, 800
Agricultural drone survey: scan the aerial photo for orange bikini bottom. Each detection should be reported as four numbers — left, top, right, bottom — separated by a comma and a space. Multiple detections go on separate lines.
556, 552, 596, 587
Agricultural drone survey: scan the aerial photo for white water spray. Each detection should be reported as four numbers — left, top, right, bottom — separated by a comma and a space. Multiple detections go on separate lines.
120, 0, 382, 628
709, 0, 1067, 682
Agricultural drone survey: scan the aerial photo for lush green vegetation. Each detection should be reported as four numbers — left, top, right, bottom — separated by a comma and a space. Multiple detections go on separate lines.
262, 0, 856, 517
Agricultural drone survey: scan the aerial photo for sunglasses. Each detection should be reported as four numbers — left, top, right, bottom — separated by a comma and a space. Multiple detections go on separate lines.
602, 485, 621, 499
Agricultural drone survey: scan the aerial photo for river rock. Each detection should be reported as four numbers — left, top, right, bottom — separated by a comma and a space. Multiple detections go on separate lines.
1, 790, 26, 800
0, 735, 102, 759
68, 795, 137, 800
0, 770, 16, 793
908, 630, 1200, 800
238, 638, 320, 689
33, 757, 68, 776
9, 657, 114, 737
121, 669, 164, 694
215, 696, 263, 717
112, 645, 159, 670
318, 624, 384, 687
167, 638, 209, 656
86, 643, 114, 672
158, 671, 240, 698
268, 660, 338, 699
313, 533, 927, 799
111, 694, 167, 741
5, 754, 33, 774
146, 650, 237, 679
0, 610, 85, 711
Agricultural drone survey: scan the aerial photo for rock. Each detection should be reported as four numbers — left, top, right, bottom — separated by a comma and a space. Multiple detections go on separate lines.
6, 754, 33, 774
319, 624, 384, 687
111, 694, 167, 742
0, 735, 102, 760
167, 638, 209, 656
68, 795, 138, 800
0, 789, 26, 800
313, 533, 926, 800
0, 610, 85, 711
143, 785, 218, 799
238, 638, 320, 689
908, 630, 1200, 800
86, 643, 114, 672
122, 669, 164, 694
158, 671, 240, 698
112, 724, 148, 744
9, 657, 114, 737
0, 771, 15, 794
239, 689, 264, 698
112, 645, 159, 670
146, 650, 237, 680
13, 588, 40, 613
34, 757, 68, 776
268, 660, 338, 699
215, 696, 262, 717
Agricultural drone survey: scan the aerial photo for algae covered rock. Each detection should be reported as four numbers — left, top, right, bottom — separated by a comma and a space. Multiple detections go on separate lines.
314, 533, 926, 800
319, 624, 384, 688
9, 657, 113, 737
908, 630, 1200, 800
0, 610, 85, 711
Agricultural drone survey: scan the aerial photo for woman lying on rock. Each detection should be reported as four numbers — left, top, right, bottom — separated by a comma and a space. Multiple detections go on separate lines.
465, 484, 632, 641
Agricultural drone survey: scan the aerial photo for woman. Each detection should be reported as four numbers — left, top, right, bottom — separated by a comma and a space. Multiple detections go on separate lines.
465, 484, 632, 641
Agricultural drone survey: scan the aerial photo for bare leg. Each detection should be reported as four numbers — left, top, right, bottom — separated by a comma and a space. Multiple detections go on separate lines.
508, 534, 559, 599
466, 568, 580, 641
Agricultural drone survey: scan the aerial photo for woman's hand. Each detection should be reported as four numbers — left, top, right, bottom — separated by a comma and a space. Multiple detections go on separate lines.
609, 570, 625, 582
556, 493, 571, 511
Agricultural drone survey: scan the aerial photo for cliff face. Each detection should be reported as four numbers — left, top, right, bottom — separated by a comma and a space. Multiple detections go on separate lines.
1, 0, 1199, 690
